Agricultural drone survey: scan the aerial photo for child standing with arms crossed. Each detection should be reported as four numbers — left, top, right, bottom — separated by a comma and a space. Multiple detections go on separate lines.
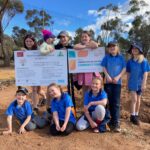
101, 41, 126, 132
126, 42, 150, 125
74, 30, 101, 93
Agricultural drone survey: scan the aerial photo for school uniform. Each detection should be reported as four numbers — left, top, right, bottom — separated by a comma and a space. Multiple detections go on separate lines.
6, 100, 47, 130
6, 100, 33, 123
101, 54, 126, 127
50, 93, 76, 136
54, 43, 73, 50
126, 58, 150, 94
76, 90, 107, 131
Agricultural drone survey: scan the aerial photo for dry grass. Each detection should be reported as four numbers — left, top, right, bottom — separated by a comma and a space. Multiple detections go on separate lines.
0, 67, 15, 80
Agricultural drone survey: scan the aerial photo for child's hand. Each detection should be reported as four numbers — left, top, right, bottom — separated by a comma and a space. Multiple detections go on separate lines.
90, 121, 97, 129
112, 76, 120, 84
49, 47, 55, 53
56, 125, 61, 131
2, 130, 12, 135
87, 102, 93, 109
86, 41, 98, 49
60, 124, 67, 132
106, 76, 113, 83
18, 126, 26, 134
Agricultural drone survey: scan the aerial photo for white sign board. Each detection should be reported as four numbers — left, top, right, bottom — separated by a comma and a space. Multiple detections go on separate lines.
14, 50, 67, 86
68, 47, 105, 73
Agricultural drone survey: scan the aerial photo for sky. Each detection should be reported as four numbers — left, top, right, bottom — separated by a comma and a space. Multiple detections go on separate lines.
4, 0, 150, 38
4, 0, 126, 36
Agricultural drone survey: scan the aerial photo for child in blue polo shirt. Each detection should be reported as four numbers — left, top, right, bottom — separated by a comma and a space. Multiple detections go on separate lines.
76, 77, 107, 133
47, 83, 76, 136
2, 87, 47, 135
126, 42, 150, 125
101, 41, 126, 132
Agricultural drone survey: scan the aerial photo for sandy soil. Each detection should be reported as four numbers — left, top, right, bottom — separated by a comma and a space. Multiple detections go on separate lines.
0, 68, 150, 150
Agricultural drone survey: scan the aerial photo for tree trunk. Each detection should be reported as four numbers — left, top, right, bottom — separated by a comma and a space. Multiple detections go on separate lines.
0, 0, 11, 66
0, 20, 10, 66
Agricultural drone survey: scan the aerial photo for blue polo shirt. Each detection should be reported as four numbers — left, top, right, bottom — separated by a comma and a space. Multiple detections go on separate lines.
84, 90, 107, 112
126, 58, 150, 91
6, 100, 33, 124
51, 93, 76, 124
101, 54, 126, 84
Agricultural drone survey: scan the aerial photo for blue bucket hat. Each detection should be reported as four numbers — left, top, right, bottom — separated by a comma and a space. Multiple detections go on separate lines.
127, 42, 143, 54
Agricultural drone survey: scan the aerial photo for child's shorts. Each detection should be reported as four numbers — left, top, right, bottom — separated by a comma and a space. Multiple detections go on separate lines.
130, 89, 142, 95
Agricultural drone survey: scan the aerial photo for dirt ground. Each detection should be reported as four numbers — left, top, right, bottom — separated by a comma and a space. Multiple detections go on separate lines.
0, 68, 150, 150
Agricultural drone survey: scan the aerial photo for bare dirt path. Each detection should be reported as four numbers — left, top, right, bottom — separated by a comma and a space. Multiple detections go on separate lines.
0, 68, 149, 150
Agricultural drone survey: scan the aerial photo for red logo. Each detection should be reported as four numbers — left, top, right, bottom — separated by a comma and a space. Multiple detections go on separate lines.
17, 52, 24, 57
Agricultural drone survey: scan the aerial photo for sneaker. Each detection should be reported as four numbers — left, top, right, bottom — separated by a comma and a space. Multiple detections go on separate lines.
130, 115, 135, 123
113, 126, 121, 133
135, 115, 140, 125
92, 127, 99, 133
130, 115, 140, 125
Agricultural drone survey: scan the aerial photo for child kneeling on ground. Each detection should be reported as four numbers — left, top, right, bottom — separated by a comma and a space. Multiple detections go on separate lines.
3, 87, 47, 135
47, 83, 76, 136
76, 77, 107, 133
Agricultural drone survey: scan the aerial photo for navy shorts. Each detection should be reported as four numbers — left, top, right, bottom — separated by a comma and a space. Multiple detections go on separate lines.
130, 89, 142, 95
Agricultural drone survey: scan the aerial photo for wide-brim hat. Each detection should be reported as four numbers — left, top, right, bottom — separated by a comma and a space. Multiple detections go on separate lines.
127, 42, 143, 54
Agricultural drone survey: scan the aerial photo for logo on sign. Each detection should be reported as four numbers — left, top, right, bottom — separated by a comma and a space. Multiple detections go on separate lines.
17, 52, 24, 57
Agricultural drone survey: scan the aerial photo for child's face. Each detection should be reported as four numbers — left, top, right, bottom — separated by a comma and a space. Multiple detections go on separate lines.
16, 92, 27, 105
46, 38, 55, 45
25, 38, 35, 49
59, 35, 69, 46
81, 33, 90, 45
91, 79, 101, 93
48, 86, 61, 99
108, 45, 118, 55
131, 47, 140, 55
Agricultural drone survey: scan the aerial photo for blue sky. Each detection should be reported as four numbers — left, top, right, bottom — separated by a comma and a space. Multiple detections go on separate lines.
5, 0, 126, 36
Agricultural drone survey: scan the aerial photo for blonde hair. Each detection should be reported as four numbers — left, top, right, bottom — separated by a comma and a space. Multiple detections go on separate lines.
131, 54, 144, 63
107, 45, 120, 55
92, 77, 103, 87
46, 83, 63, 100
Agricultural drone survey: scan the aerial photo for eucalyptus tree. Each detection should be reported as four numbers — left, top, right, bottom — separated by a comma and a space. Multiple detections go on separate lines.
128, 0, 150, 56
0, 0, 24, 66
25, 9, 52, 39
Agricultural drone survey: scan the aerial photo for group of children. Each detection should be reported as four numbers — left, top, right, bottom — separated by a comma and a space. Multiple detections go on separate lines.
2, 29, 150, 136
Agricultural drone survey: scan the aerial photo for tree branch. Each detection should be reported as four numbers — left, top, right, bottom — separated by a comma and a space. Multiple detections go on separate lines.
0, 0, 9, 15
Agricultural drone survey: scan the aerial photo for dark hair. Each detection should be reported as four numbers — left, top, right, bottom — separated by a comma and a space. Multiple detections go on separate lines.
81, 30, 91, 37
24, 34, 37, 50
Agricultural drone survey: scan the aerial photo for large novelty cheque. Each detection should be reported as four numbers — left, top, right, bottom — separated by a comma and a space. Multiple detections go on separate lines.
14, 50, 67, 86
68, 47, 105, 73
